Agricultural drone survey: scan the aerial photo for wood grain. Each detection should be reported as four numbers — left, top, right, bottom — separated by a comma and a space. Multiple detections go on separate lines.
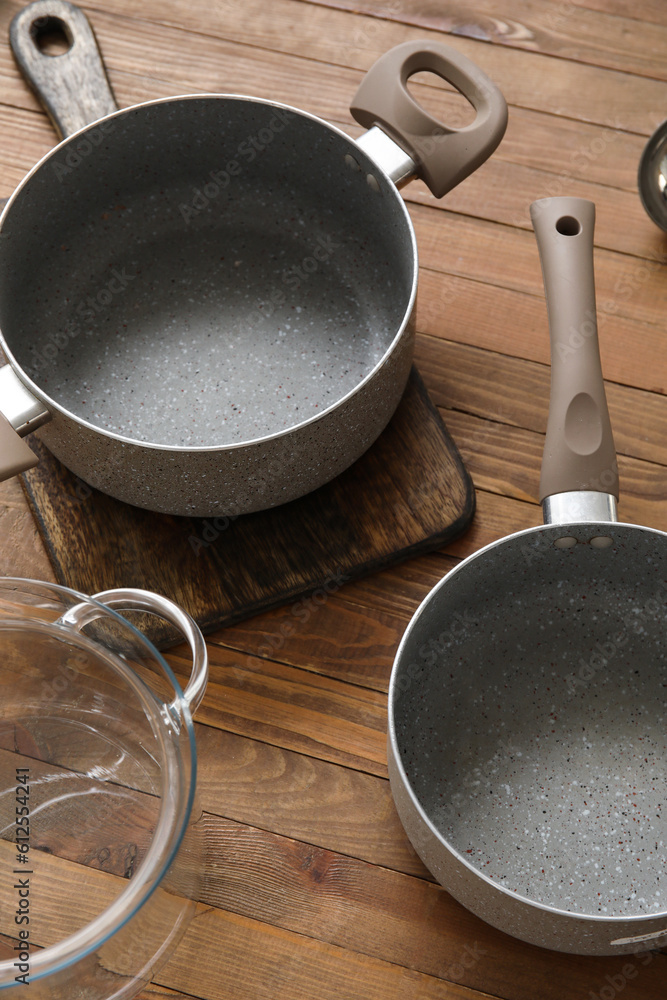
192, 813, 667, 1000
310, 0, 667, 78
2, 1, 667, 998
194, 726, 426, 874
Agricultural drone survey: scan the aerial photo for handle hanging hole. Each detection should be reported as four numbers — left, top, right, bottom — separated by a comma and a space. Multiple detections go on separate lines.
555, 215, 581, 236
30, 15, 72, 56
407, 70, 476, 128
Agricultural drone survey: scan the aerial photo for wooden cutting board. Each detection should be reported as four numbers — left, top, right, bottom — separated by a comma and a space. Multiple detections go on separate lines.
20, 367, 474, 645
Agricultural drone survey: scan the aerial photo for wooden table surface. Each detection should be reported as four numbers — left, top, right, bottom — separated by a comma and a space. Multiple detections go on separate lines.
2, 1, 667, 997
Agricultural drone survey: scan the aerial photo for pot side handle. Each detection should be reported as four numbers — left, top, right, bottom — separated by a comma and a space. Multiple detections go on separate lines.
90, 589, 209, 717
60, 588, 209, 717
350, 40, 507, 198
531, 197, 619, 502
10, 0, 118, 140
0, 365, 51, 480
0, 411, 39, 478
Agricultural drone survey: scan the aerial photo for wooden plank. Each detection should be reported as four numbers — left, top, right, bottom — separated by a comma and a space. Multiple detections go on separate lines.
78, 0, 667, 116
411, 207, 667, 333
4, 740, 667, 1000
170, 499, 552, 708
0, 1, 664, 152
86, 0, 667, 134
410, 224, 667, 405
206, 592, 406, 694
21, 370, 474, 646
158, 903, 492, 1000
339, 550, 455, 617
0, 479, 52, 579
1, 6, 666, 1000
186, 492, 540, 632
188, 813, 667, 1000
416, 269, 667, 396
306, 0, 667, 79
415, 335, 667, 468
568, 0, 667, 28
167, 644, 390, 771
194, 726, 426, 875
498, 104, 644, 191
405, 157, 660, 261
0, 3, 663, 276
446, 489, 540, 556
444, 407, 667, 533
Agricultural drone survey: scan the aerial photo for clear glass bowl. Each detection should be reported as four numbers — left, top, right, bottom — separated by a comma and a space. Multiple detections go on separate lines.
0, 579, 208, 998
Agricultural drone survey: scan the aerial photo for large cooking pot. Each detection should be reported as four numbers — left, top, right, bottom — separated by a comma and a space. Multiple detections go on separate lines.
388, 197, 667, 955
0, 578, 208, 998
0, 0, 507, 517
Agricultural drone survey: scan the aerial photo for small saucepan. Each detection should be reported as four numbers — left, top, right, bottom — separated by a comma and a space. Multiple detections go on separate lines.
0, 0, 506, 516
388, 196, 667, 955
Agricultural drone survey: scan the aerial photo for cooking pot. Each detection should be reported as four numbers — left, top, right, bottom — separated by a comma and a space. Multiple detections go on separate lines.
388, 197, 667, 955
0, 578, 208, 997
0, 0, 507, 516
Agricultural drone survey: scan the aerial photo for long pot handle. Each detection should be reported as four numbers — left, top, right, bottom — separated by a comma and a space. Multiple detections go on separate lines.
10, 0, 118, 140
60, 588, 209, 717
350, 40, 507, 198
531, 197, 619, 502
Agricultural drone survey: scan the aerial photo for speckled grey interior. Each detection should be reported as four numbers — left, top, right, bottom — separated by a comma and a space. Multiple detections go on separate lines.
0, 98, 413, 447
391, 523, 667, 919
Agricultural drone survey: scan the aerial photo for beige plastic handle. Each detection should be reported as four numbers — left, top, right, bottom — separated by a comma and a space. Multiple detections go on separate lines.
531, 197, 618, 501
0, 411, 39, 478
350, 40, 507, 198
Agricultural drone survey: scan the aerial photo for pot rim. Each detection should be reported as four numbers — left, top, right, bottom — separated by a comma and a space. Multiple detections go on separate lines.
0, 93, 418, 455
388, 522, 667, 927
0, 577, 198, 984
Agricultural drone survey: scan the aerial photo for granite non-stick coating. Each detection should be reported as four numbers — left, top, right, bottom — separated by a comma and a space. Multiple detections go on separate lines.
0, 99, 412, 449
